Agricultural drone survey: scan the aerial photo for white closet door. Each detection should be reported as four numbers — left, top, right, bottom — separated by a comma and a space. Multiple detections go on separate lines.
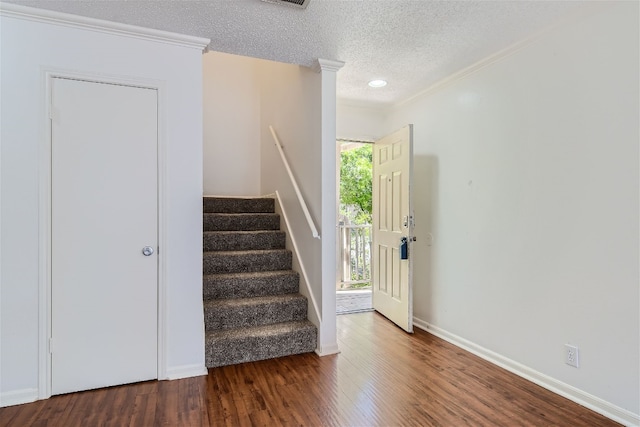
51, 77, 158, 395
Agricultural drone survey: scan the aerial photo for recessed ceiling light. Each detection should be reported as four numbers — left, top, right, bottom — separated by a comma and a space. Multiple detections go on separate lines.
260, 0, 310, 9
368, 79, 387, 88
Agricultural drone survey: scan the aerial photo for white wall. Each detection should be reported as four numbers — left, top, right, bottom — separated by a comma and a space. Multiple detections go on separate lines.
203, 52, 261, 196
259, 60, 323, 313
258, 60, 342, 354
383, 2, 638, 420
1, 6, 207, 405
336, 102, 386, 142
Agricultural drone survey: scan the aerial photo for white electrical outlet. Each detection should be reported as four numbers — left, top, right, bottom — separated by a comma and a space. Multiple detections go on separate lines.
565, 344, 580, 368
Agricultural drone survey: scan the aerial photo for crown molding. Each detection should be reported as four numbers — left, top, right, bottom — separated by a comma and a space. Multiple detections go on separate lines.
312, 58, 345, 74
392, 2, 614, 109
0, 2, 210, 51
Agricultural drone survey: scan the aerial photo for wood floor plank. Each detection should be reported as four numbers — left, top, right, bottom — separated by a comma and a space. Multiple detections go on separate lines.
0, 312, 621, 426
128, 392, 158, 427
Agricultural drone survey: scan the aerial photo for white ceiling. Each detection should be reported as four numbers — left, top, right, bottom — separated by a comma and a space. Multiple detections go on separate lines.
9, 0, 589, 107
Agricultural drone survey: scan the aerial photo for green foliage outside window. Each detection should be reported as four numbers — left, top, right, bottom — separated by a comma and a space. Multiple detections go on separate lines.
340, 144, 372, 225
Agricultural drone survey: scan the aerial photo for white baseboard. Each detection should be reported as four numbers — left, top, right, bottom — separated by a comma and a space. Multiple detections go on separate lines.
165, 364, 208, 380
0, 388, 39, 408
413, 317, 640, 427
316, 343, 340, 357
0, 365, 209, 408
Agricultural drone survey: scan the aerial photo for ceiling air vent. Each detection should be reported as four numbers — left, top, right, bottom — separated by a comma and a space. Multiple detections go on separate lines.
261, 0, 310, 9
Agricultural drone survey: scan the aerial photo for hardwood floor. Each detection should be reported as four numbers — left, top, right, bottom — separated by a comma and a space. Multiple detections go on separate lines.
0, 312, 619, 426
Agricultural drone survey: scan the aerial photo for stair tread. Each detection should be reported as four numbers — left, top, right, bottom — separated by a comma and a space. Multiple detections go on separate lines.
203, 270, 299, 300
203, 230, 286, 251
204, 293, 306, 308
203, 212, 277, 217
205, 249, 289, 255
205, 320, 316, 367
203, 212, 280, 232
203, 249, 291, 274
204, 270, 298, 280
203, 230, 284, 235
205, 320, 315, 340
203, 197, 275, 214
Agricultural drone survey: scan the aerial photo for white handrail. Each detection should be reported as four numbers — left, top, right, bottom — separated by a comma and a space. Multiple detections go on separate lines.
269, 125, 320, 240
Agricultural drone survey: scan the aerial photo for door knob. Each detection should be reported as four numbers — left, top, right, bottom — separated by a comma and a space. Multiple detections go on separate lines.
142, 246, 154, 256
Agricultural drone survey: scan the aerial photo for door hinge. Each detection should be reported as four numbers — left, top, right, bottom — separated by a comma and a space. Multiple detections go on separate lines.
49, 338, 54, 354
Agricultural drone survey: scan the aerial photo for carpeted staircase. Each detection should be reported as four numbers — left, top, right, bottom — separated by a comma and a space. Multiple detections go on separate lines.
203, 196, 317, 368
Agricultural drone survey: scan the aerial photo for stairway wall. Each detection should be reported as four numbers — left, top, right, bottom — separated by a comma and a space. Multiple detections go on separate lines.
258, 61, 324, 321
258, 60, 341, 355
203, 52, 261, 196
272, 195, 320, 334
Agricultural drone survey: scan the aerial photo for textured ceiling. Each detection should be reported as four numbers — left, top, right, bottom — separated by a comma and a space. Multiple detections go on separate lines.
8, 0, 588, 106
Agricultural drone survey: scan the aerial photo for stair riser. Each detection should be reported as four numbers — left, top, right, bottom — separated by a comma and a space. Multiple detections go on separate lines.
203, 214, 280, 231
203, 231, 285, 252
204, 197, 275, 214
205, 299, 307, 331
203, 251, 292, 274
203, 273, 299, 300
205, 327, 317, 368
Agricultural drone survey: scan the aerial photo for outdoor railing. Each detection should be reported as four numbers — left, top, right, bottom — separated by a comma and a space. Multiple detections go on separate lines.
337, 223, 372, 290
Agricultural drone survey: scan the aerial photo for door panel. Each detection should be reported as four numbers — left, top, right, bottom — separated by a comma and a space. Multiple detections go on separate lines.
51, 78, 158, 395
392, 171, 402, 232
378, 174, 388, 230
372, 125, 414, 332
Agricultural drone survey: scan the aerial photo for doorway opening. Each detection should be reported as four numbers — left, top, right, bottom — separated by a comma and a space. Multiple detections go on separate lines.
337, 140, 373, 314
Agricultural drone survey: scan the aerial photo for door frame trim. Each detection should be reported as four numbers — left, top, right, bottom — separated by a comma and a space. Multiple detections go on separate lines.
38, 70, 168, 399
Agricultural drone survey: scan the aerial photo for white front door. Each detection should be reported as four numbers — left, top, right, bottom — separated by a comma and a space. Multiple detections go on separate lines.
51, 77, 158, 395
372, 125, 414, 332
